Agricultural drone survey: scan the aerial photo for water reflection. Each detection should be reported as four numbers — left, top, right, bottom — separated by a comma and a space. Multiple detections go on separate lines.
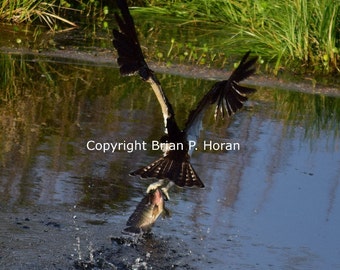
0, 52, 339, 208
0, 53, 339, 269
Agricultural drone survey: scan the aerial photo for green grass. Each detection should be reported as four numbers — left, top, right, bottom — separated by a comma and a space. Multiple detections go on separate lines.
0, 0, 112, 33
134, 0, 339, 75
0, 0, 338, 75
0, 0, 77, 30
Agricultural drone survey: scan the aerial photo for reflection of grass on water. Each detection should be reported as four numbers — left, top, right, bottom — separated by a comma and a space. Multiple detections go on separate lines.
1, 53, 338, 152
0, 55, 338, 205
272, 90, 340, 140
0, 55, 338, 174
0, 54, 137, 206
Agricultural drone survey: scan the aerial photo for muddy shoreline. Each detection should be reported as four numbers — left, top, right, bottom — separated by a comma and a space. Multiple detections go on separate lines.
1, 46, 339, 97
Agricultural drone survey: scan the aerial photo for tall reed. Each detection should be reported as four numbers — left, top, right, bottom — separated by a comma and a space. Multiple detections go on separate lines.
0, 0, 76, 30
137, 0, 339, 74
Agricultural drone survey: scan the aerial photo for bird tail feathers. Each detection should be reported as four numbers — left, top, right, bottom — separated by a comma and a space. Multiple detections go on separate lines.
130, 156, 204, 188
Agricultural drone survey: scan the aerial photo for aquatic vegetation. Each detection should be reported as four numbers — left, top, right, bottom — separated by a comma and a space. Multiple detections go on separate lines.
75, 0, 112, 32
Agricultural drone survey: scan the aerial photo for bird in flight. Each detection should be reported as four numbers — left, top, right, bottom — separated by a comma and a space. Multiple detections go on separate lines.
113, 0, 257, 199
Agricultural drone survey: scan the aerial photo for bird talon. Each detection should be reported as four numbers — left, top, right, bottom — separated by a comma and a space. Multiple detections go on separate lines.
161, 187, 170, 201
146, 179, 165, 194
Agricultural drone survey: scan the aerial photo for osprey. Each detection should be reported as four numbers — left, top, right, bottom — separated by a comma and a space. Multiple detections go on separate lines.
113, 0, 258, 199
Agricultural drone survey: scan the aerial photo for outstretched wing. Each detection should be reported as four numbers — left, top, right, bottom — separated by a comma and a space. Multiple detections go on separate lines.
113, 0, 174, 129
184, 51, 258, 144
213, 51, 258, 119
112, 0, 150, 78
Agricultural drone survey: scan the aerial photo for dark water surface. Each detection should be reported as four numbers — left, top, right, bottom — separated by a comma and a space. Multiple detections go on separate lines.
0, 53, 339, 269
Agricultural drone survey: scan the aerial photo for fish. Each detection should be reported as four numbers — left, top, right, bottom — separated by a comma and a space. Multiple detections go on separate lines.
122, 188, 170, 235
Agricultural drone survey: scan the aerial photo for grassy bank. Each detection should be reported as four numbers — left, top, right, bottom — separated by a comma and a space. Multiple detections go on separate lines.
0, 0, 338, 76
134, 0, 339, 75
0, 0, 111, 30
0, 0, 77, 29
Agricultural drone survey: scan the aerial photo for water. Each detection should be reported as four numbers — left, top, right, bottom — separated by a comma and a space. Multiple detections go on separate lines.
0, 50, 339, 269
